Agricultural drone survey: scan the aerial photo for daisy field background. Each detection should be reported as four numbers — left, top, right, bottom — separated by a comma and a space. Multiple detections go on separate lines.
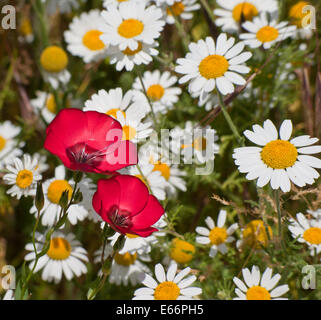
0, 0, 321, 301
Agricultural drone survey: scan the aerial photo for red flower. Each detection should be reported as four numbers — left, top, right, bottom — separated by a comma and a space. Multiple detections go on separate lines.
92, 175, 165, 237
44, 109, 137, 174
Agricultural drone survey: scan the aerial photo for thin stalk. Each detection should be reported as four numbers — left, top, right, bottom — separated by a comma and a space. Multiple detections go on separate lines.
275, 189, 284, 249
217, 92, 244, 146
199, 0, 216, 24
32, 0, 49, 47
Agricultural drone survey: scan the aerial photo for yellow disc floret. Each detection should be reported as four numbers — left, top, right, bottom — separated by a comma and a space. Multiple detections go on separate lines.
289, 1, 310, 28
122, 42, 143, 55
147, 84, 165, 101
256, 26, 279, 43
199, 55, 229, 79
20, 18, 32, 36
114, 252, 137, 266
209, 227, 228, 245
167, 2, 185, 16
303, 227, 321, 245
0, 136, 6, 151
153, 161, 171, 181
261, 140, 298, 169
232, 2, 258, 22
16, 170, 33, 189
122, 125, 136, 141
246, 286, 271, 300
242, 220, 272, 248
118, 19, 144, 38
47, 237, 71, 260
82, 30, 105, 51
47, 180, 73, 204
170, 238, 195, 264
46, 94, 57, 113
40, 46, 68, 73
154, 281, 180, 300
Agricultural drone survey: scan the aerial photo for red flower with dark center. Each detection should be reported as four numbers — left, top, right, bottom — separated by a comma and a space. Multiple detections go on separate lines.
44, 109, 137, 174
92, 175, 165, 237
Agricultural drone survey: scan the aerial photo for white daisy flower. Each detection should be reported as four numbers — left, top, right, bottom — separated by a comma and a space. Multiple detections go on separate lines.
29, 165, 95, 226
64, 10, 110, 63
289, 1, 313, 39
108, 42, 159, 71
233, 119, 321, 193
0, 121, 23, 170
94, 245, 151, 286
124, 161, 167, 200
240, 14, 296, 49
116, 110, 153, 143
3, 154, 42, 200
233, 265, 289, 300
139, 142, 187, 195
1, 290, 14, 300
133, 70, 182, 115
42, 0, 83, 14
196, 210, 238, 257
288, 212, 321, 256
162, 0, 200, 25
133, 261, 202, 300
171, 121, 219, 164
18, 17, 34, 44
214, 0, 278, 33
175, 34, 252, 96
99, 2, 165, 51
25, 231, 88, 284
31, 91, 58, 124
84, 87, 149, 121
40, 46, 71, 89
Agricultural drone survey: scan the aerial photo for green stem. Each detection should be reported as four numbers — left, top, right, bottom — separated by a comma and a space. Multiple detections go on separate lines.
275, 189, 284, 246
199, 0, 217, 24
32, 0, 50, 47
168, 7, 190, 52
218, 92, 244, 146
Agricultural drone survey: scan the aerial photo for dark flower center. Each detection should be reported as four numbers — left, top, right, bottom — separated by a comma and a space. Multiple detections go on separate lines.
108, 205, 133, 231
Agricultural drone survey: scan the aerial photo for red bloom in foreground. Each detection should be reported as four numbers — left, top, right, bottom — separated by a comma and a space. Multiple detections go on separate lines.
92, 175, 165, 237
44, 109, 137, 174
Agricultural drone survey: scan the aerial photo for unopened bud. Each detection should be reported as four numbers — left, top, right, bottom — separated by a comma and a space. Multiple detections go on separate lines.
59, 190, 69, 209
73, 171, 83, 183
113, 234, 126, 252
72, 189, 83, 204
35, 182, 44, 212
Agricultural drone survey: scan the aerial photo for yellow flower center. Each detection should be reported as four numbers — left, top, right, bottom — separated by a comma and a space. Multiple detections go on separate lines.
0, 136, 6, 151
256, 26, 279, 43
193, 137, 207, 151
153, 162, 171, 180
20, 18, 32, 36
122, 42, 143, 55
243, 220, 272, 248
47, 180, 73, 204
47, 237, 71, 260
289, 1, 310, 28
114, 252, 137, 266
122, 125, 136, 141
167, 2, 185, 16
246, 286, 271, 300
303, 227, 321, 245
16, 170, 33, 189
40, 46, 68, 73
105, 108, 126, 119
147, 84, 165, 101
154, 281, 180, 300
82, 30, 105, 51
261, 140, 298, 169
199, 55, 229, 79
170, 238, 195, 264
117, 19, 144, 38
126, 233, 139, 238
209, 227, 228, 245
46, 94, 57, 113
232, 2, 258, 22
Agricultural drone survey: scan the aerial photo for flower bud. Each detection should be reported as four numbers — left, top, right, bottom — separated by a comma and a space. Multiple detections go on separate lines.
35, 182, 44, 212
59, 190, 69, 209
72, 189, 83, 204
113, 234, 126, 252
73, 171, 83, 183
